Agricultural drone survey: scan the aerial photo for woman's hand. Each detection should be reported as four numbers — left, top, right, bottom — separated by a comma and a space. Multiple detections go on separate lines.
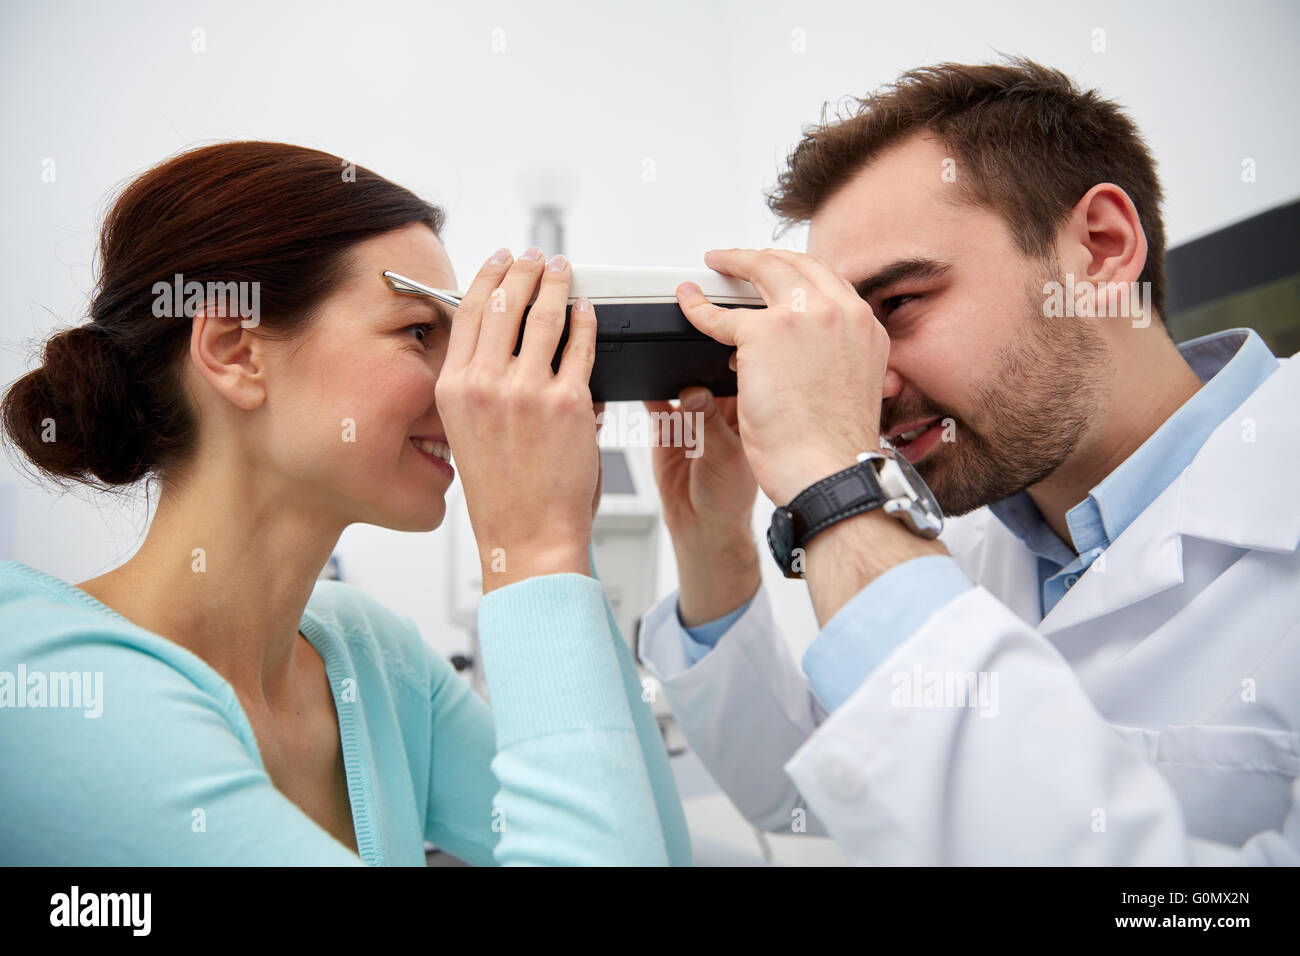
592, 401, 606, 520
436, 247, 600, 593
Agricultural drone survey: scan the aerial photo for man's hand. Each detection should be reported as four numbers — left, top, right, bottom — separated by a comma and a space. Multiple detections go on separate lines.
676, 249, 888, 507
676, 249, 945, 625
643, 390, 761, 626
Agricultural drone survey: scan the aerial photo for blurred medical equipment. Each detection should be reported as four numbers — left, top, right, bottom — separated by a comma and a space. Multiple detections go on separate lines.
317, 553, 343, 581
529, 204, 565, 255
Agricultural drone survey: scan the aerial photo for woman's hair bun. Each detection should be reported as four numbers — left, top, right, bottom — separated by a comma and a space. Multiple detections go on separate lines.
1, 323, 151, 487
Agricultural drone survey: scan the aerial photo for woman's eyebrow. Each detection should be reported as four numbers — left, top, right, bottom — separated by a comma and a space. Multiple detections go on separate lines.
852, 258, 952, 301
391, 295, 454, 325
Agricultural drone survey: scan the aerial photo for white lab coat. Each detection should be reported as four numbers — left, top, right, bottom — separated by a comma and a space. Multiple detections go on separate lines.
639, 353, 1300, 864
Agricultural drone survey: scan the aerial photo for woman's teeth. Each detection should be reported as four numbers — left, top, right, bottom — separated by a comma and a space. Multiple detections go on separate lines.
412, 438, 452, 463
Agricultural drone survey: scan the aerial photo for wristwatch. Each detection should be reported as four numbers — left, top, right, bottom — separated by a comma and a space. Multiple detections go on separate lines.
765, 438, 944, 578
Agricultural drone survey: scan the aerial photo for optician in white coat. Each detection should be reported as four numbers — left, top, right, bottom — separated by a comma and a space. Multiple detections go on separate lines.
639, 192, 1300, 858
631, 64, 1300, 865
639, 327, 1300, 865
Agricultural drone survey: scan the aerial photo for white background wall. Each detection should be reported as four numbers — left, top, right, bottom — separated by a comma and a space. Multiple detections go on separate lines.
3, 0, 1298, 667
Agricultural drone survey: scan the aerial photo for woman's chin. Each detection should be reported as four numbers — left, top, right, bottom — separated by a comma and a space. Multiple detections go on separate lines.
408, 508, 447, 533
366, 502, 446, 533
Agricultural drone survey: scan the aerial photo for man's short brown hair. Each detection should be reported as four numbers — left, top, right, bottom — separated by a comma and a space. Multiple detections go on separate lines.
767, 56, 1168, 320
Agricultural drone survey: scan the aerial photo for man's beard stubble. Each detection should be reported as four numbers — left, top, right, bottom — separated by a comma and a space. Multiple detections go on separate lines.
910, 271, 1110, 517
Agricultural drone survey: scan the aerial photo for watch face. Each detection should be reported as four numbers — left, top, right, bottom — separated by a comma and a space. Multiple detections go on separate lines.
767, 507, 797, 573
893, 449, 944, 518
878, 449, 945, 538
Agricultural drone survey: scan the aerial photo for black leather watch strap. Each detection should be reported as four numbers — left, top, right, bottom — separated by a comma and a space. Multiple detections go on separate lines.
787, 461, 887, 548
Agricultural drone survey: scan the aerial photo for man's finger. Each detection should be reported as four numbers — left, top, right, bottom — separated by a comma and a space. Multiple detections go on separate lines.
702, 248, 809, 309
677, 281, 742, 345
679, 386, 739, 453
764, 249, 856, 303
642, 400, 681, 470
715, 395, 740, 430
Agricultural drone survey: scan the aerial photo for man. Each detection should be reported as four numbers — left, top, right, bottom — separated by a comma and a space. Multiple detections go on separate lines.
638, 57, 1299, 864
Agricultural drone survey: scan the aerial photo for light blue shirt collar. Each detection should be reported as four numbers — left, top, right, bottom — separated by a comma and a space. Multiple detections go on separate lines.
989, 327, 1280, 612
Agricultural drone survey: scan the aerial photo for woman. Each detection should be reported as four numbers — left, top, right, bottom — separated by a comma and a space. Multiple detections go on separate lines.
0, 141, 690, 866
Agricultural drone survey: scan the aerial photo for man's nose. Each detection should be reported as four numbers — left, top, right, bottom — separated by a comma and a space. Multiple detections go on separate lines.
881, 365, 904, 400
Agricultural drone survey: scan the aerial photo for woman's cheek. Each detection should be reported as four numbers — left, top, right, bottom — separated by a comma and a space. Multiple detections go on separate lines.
258, 416, 344, 488
389, 363, 441, 420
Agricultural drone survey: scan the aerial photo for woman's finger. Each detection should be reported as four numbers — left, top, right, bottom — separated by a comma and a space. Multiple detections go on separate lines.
517, 255, 573, 376
444, 247, 514, 371
474, 246, 546, 367
556, 297, 598, 388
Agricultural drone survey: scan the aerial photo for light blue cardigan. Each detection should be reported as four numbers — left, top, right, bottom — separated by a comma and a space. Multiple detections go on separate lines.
0, 550, 691, 866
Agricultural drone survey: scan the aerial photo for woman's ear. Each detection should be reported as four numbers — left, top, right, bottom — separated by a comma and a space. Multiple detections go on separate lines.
189, 302, 269, 411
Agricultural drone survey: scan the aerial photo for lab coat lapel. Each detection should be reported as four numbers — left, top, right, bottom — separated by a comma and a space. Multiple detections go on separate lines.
966, 515, 1046, 626
1178, 356, 1300, 553
1035, 478, 1184, 637
1036, 356, 1296, 638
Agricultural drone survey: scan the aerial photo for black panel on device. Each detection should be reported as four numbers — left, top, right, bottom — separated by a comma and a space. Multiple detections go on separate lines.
511, 302, 758, 402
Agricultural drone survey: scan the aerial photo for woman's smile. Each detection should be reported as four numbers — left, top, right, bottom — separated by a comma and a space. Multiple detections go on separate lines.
410, 434, 454, 478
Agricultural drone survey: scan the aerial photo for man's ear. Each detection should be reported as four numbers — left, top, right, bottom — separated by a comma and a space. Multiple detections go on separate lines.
1064, 182, 1149, 289
188, 302, 268, 411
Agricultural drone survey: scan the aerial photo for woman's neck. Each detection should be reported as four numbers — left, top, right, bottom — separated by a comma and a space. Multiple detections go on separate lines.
78, 464, 345, 707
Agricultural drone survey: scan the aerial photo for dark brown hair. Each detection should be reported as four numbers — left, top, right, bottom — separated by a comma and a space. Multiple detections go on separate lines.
2, 141, 444, 489
767, 56, 1167, 319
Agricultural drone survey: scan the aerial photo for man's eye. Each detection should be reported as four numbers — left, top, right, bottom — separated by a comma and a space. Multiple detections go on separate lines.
879, 294, 918, 317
